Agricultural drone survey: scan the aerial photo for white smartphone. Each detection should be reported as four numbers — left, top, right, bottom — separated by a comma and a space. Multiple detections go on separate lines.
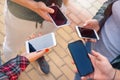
76, 26, 99, 40
25, 32, 56, 53
48, 5, 70, 28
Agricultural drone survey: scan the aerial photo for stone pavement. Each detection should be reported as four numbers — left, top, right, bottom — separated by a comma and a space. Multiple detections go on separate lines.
0, 0, 106, 80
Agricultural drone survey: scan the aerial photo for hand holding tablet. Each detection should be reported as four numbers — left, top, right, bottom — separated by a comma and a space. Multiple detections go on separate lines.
26, 32, 56, 53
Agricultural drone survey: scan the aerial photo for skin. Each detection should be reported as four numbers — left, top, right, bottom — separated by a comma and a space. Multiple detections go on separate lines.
81, 50, 120, 80
11, 0, 69, 21
11, 0, 54, 21
83, 19, 100, 42
21, 49, 49, 62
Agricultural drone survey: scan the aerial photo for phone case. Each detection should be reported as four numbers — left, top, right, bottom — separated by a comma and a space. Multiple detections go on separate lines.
68, 40, 94, 76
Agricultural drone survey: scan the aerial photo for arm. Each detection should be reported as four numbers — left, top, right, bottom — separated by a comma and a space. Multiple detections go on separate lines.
11, 0, 54, 21
0, 49, 49, 80
93, 0, 115, 29
83, 0, 115, 33
0, 56, 30, 80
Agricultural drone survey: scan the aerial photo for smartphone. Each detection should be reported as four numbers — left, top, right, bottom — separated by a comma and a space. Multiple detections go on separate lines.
26, 32, 56, 53
76, 26, 99, 40
85, 41, 91, 53
68, 40, 94, 76
49, 5, 69, 27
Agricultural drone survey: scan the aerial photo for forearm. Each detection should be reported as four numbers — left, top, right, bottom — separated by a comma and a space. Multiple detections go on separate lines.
62, 0, 69, 5
93, 0, 113, 28
11, 0, 39, 13
0, 56, 30, 80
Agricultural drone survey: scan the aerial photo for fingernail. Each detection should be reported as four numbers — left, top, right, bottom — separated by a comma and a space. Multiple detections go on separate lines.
45, 49, 49, 52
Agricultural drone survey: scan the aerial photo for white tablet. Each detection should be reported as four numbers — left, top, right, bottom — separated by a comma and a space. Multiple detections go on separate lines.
26, 32, 56, 53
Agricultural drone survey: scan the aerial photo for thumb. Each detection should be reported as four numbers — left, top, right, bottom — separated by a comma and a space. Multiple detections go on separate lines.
88, 53, 96, 68
26, 49, 49, 62
44, 7, 54, 13
81, 76, 87, 80
38, 2, 54, 13
91, 50, 105, 61
83, 20, 91, 27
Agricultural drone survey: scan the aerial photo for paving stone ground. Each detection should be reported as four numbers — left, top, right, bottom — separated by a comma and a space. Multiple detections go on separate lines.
0, 0, 106, 80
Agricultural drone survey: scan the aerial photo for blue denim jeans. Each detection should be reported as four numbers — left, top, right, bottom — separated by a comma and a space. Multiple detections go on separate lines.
74, 73, 81, 80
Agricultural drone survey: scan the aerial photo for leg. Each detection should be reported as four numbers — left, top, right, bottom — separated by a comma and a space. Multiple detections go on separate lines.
3, 9, 50, 74
3, 6, 37, 61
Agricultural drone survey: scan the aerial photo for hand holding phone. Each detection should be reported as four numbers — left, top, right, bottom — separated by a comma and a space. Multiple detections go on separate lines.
68, 40, 94, 76
48, 5, 69, 27
76, 26, 99, 40
26, 32, 56, 53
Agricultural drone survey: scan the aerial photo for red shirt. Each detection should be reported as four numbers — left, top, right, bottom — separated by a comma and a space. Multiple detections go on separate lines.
0, 56, 30, 80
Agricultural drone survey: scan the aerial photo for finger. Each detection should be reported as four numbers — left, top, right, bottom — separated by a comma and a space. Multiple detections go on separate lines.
38, 33, 42, 37
91, 50, 105, 61
74, 67, 78, 73
27, 33, 36, 40
40, 3, 54, 13
51, 3, 55, 6
81, 76, 87, 80
40, 13, 51, 21
89, 39, 96, 43
36, 48, 49, 54
89, 73, 94, 79
28, 49, 49, 62
71, 60, 74, 64
83, 21, 92, 27
81, 75, 90, 80
83, 38, 88, 42
88, 53, 96, 67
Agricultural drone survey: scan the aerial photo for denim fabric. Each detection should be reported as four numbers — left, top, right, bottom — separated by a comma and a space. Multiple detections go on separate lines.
74, 73, 81, 80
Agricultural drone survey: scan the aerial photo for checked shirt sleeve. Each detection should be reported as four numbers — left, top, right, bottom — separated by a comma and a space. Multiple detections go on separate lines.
0, 55, 30, 80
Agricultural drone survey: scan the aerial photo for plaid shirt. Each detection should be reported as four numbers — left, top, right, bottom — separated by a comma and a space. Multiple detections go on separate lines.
0, 56, 30, 80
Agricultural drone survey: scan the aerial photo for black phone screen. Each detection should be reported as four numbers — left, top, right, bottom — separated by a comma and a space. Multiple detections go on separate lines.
49, 6, 67, 26
68, 40, 94, 76
78, 27, 97, 39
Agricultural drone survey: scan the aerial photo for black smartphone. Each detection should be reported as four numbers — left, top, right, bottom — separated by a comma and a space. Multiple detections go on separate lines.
68, 40, 94, 76
49, 5, 69, 27
76, 26, 99, 40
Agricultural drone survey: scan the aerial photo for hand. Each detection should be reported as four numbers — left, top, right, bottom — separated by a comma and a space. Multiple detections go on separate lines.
83, 19, 100, 32
11, 0, 54, 21
81, 50, 115, 80
22, 33, 49, 62
21, 49, 49, 62
35, 2, 54, 21
83, 19, 100, 42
